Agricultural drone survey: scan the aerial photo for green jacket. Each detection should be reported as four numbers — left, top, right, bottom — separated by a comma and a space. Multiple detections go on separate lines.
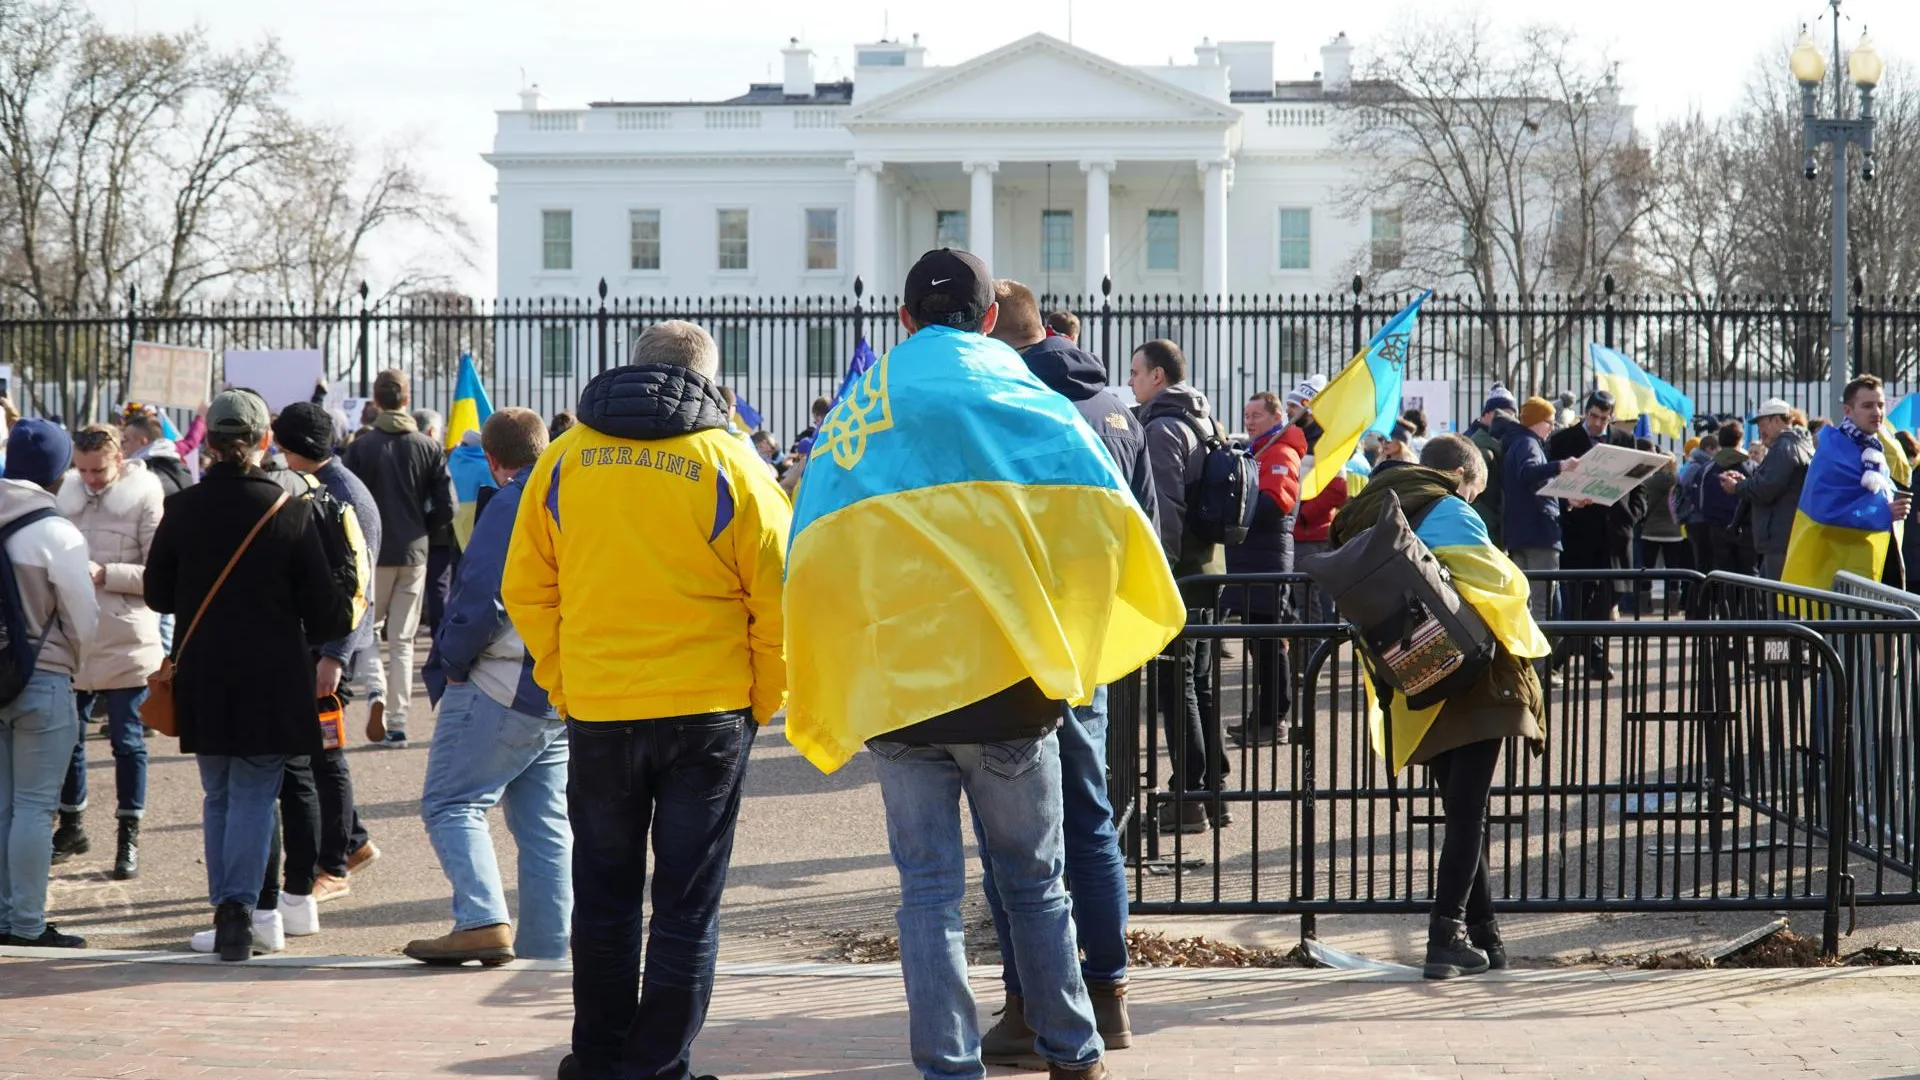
1467, 423, 1505, 549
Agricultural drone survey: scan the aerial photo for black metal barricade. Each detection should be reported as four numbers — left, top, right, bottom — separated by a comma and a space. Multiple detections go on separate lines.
1121, 569, 1861, 957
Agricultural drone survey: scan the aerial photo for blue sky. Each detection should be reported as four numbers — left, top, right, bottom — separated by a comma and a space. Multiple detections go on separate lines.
90, 0, 1920, 292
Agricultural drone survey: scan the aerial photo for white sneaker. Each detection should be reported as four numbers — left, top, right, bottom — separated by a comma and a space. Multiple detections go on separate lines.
279, 892, 321, 936
190, 908, 285, 954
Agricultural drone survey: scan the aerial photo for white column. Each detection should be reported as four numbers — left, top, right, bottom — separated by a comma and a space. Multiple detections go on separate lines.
892, 183, 910, 287
1200, 158, 1230, 298
1081, 160, 1114, 300
850, 160, 881, 293
964, 160, 998, 267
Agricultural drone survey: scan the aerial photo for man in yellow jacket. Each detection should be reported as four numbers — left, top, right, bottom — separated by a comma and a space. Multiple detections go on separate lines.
503, 320, 790, 1080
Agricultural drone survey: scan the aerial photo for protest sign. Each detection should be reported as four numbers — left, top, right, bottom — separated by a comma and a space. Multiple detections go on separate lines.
128, 343, 213, 409
1538, 443, 1672, 507
1401, 380, 1454, 433
223, 350, 324, 412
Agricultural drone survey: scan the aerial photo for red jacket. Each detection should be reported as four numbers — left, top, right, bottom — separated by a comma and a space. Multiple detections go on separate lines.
1294, 468, 1348, 544
1253, 425, 1305, 517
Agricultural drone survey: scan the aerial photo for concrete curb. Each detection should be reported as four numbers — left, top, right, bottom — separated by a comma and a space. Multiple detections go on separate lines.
7, 946, 1920, 983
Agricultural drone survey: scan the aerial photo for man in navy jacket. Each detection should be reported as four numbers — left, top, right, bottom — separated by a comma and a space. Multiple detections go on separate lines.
1495, 397, 1575, 629
409, 408, 571, 967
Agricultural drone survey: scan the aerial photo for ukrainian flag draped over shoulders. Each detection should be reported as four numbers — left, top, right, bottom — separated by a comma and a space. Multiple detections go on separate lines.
783, 325, 1185, 774
1782, 424, 1900, 592
1589, 344, 1692, 440
1301, 292, 1430, 500
444, 353, 495, 548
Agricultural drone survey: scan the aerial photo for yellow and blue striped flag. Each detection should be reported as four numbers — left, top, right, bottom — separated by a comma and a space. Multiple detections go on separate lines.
444, 352, 494, 450
444, 353, 495, 548
782, 326, 1184, 773
1300, 292, 1430, 500
1589, 344, 1692, 440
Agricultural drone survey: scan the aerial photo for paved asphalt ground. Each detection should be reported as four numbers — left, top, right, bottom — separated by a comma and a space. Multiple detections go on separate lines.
38, 636, 1920, 967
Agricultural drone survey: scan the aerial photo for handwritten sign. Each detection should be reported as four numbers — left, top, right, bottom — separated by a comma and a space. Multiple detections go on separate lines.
128, 343, 212, 409
1538, 443, 1672, 508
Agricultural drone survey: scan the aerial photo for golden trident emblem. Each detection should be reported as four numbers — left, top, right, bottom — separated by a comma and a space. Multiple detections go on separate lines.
811, 350, 894, 470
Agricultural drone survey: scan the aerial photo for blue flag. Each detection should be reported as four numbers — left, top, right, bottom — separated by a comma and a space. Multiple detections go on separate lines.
797, 337, 880, 455
733, 394, 764, 432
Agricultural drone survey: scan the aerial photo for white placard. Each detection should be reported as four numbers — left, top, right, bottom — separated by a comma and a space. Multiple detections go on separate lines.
129, 343, 213, 409
222, 350, 324, 413
1538, 443, 1672, 507
1401, 380, 1454, 434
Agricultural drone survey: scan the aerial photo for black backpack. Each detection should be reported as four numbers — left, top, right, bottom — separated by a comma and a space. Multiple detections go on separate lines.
273, 471, 366, 646
0, 508, 62, 705
1297, 489, 1497, 709
1172, 414, 1259, 546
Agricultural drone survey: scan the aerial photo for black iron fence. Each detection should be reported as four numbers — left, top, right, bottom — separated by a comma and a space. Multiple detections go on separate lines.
1112, 569, 1920, 959
6, 282, 1920, 446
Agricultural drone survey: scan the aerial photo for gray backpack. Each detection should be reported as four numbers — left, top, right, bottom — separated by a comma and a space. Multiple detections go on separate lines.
1296, 489, 1496, 709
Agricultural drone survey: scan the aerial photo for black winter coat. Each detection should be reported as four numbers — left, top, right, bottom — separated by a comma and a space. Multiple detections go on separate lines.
144, 464, 346, 757
1548, 422, 1646, 560
1018, 335, 1159, 532
341, 414, 455, 567
1494, 416, 1561, 552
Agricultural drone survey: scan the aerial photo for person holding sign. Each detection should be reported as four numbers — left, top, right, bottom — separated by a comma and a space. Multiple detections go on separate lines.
1547, 391, 1646, 681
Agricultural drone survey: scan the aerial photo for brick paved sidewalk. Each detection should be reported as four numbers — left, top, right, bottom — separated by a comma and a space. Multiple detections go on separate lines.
5, 951, 1920, 1080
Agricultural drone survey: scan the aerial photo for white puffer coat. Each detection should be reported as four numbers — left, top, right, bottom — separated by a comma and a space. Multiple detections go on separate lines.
57, 461, 164, 691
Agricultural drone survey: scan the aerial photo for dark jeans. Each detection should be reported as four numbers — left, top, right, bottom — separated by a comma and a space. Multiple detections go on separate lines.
1428, 738, 1502, 926
424, 544, 458, 635
568, 712, 757, 1080
976, 691, 1127, 995
59, 688, 149, 817
1158, 584, 1224, 794
1640, 538, 1691, 615
1558, 544, 1624, 666
278, 750, 368, 888
1707, 525, 1757, 579
1685, 528, 1715, 617
1249, 615, 1292, 728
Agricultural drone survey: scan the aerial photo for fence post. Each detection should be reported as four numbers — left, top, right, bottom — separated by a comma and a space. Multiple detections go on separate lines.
1349, 274, 1365, 356
1603, 274, 1616, 350
852, 275, 866, 354
123, 285, 137, 424
355, 282, 371, 398
596, 278, 611, 374
1100, 275, 1113, 381
1851, 273, 1865, 375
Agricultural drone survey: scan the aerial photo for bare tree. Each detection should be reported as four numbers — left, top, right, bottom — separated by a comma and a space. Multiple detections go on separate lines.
1335, 15, 1651, 392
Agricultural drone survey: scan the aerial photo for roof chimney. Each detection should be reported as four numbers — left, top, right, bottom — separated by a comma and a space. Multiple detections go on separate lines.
1320, 32, 1353, 94
1194, 37, 1220, 67
518, 83, 544, 111
782, 38, 815, 98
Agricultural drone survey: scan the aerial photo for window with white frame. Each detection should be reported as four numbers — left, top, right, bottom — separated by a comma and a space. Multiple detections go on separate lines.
1370, 208, 1404, 272
540, 326, 573, 377
936, 210, 968, 250
629, 209, 661, 271
1041, 210, 1074, 272
541, 210, 572, 271
1278, 209, 1312, 271
1146, 210, 1180, 272
804, 208, 838, 271
716, 208, 750, 271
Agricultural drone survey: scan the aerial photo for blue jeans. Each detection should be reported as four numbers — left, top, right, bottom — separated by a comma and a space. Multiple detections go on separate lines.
60, 687, 149, 818
421, 683, 571, 959
869, 732, 1101, 1079
568, 712, 756, 1080
197, 754, 289, 909
976, 690, 1127, 995
0, 672, 78, 939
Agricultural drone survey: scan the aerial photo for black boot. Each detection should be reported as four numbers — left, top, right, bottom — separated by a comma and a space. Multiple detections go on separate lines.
50, 810, 88, 864
113, 818, 140, 880
1423, 916, 1489, 980
213, 901, 254, 962
1468, 918, 1507, 971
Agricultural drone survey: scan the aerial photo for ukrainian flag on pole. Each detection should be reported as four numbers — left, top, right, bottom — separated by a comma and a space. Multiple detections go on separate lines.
444, 353, 496, 548
1299, 291, 1430, 500
1589, 344, 1693, 440
445, 353, 494, 449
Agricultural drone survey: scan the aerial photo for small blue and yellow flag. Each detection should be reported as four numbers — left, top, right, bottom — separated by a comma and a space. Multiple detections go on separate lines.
782, 326, 1185, 773
445, 353, 494, 450
1590, 344, 1692, 440
1782, 424, 1900, 593
1300, 292, 1430, 500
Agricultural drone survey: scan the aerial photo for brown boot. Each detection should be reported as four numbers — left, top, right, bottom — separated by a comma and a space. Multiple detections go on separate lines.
1087, 978, 1131, 1049
403, 923, 515, 967
980, 991, 1042, 1068
1048, 1061, 1112, 1079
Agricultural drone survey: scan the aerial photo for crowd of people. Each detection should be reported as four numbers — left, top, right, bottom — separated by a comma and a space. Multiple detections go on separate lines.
0, 234, 1911, 1080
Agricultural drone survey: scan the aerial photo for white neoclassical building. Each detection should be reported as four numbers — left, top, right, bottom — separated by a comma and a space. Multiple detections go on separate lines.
488, 32, 1400, 301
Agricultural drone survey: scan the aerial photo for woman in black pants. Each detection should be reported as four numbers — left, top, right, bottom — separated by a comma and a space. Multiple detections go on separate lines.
1323, 435, 1549, 978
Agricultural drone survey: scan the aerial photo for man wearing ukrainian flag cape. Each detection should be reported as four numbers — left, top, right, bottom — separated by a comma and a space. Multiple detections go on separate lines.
1782, 374, 1912, 593
443, 353, 496, 549
783, 249, 1180, 1077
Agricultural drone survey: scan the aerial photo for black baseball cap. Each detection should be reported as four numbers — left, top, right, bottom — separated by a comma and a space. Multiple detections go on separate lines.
904, 248, 993, 329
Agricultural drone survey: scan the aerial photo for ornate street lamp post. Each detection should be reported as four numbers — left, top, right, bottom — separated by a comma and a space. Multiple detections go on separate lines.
1793, 3, 1883, 415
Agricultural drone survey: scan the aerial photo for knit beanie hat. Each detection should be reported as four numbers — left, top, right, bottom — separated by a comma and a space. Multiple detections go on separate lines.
1285, 374, 1328, 410
1483, 383, 1517, 415
1519, 397, 1556, 429
4, 419, 72, 489
272, 401, 335, 461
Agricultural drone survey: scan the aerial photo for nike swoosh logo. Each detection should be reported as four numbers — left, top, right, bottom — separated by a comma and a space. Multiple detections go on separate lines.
931, 278, 951, 285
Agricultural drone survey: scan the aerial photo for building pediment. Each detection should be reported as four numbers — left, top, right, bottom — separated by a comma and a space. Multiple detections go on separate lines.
846, 33, 1239, 129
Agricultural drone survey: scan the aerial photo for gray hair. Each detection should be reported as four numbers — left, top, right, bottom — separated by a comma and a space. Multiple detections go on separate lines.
632, 320, 720, 380
411, 408, 443, 437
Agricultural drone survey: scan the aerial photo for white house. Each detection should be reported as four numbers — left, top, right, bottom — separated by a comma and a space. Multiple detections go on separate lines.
487, 32, 1402, 304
